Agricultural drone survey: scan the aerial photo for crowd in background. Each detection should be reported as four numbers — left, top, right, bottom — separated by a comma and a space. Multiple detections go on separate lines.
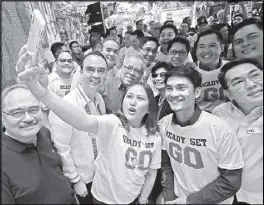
2, 1, 263, 205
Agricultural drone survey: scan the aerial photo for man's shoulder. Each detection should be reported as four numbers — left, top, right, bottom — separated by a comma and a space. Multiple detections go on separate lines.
212, 102, 232, 116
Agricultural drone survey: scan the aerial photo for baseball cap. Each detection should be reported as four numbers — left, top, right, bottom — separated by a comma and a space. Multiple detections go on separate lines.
197, 16, 208, 26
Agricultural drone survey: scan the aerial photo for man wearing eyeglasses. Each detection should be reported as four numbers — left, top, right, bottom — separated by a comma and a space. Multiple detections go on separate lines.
98, 53, 145, 114
2, 84, 76, 204
213, 59, 263, 204
48, 50, 75, 98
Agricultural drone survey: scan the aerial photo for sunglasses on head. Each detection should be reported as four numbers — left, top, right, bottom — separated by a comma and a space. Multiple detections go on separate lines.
58, 59, 73, 63
152, 72, 166, 78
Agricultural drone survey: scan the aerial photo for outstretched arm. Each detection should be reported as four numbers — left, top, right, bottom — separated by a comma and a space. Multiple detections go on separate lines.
16, 49, 99, 135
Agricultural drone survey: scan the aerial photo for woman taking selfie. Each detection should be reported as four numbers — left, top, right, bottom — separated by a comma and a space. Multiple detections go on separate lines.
16, 49, 161, 204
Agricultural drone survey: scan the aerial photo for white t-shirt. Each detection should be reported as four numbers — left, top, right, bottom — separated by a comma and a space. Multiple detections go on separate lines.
159, 111, 244, 204
92, 114, 161, 204
195, 60, 229, 112
48, 72, 72, 98
213, 103, 263, 204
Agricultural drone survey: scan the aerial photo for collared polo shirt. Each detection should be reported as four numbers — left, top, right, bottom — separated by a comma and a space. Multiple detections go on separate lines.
2, 127, 75, 204
98, 76, 127, 114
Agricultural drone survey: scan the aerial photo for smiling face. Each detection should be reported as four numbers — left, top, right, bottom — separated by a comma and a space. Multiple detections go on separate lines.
81, 54, 107, 89
225, 63, 263, 108
168, 42, 188, 67
101, 40, 119, 68
233, 24, 263, 61
159, 28, 176, 50
122, 84, 149, 127
120, 56, 144, 86
142, 40, 158, 65
56, 52, 74, 75
153, 67, 167, 90
166, 76, 199, 112
2, 88, 43, 143
196, 33, 223, 67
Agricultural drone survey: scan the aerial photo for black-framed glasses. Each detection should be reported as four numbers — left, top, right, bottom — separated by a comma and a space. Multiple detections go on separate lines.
58, 59, 73, 63
123, 65, 143, 76
227, 73, 263, 90
152, 72, 166, 78
3, 106, 41, 119
143, 48, 157, 55
169, 50, 187, 56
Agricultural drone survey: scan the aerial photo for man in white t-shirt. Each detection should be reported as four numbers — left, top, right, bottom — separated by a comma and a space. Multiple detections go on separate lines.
48, 51, 75, 98
194, 29, 229, 113
159, 65, 244, 204
213, 59, 263, 204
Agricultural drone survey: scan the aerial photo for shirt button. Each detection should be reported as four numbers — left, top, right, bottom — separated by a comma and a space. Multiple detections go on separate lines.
52, 150, 55, 153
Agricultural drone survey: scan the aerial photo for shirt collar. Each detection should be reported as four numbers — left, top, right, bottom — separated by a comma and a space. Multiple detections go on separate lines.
199, 59, 223, 71
171, 105, 202, 126
231, 100, 263, 117
77, 84, 101, 107
2, 132, 37, 154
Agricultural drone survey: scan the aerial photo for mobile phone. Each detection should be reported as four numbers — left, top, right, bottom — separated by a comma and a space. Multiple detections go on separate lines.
27, 9, 46, 55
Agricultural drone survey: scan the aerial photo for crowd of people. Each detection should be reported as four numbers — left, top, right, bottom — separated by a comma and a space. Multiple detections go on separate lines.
2, 2, 263, 204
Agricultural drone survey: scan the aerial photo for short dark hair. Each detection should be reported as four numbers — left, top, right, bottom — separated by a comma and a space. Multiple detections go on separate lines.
233, 18, 263, 36
167, 37, 190, 53
51, 42, 65, 58
131, 30, 144, 39
141, 36, 159, 48
160, 24, 178, 36
124, 31, 132, 36
164, 20, 174, 25
164, 64, 202, 89
81, 51, 108, 70
69, 41, 79, 50
181, 21, 190, 29
194, 29, 223, 52
136, 20, 143, 25
105, 27, 117, 37
151, 62, 173, 75
218, 58, 263, 90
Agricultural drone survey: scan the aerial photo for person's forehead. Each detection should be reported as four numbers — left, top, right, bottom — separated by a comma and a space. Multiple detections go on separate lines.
226, 63, 260, 80
234, 24, 262, 38
181, 23, 188, 26
170, 42, 187, 50
83, 55, 107, 68
126, 56, 144, 68
155, 67, 167, 73
127, 84, 147, 96
72, 42, 79, 46
103, 40, 119, 49
198, 33, 218, 43
3, 88, 39, 110
143, 40, 158, 48
58, 52, 72, 59
167, 75, 192, 85
161, 28, 174, 34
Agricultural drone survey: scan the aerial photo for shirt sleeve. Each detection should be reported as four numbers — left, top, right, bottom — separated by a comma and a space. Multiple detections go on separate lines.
49, 111, 81, 184
2, 171, 15, 204
187, 167, 243, 204
217, 125, 244, 170
149, 134, 161, 170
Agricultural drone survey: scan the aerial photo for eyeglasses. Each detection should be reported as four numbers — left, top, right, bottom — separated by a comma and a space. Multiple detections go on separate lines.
3, 106, 41, 119
169, 50, 187, 56
143, 48, 157, 55
152, 72, 166, 78
58, 59, 73, 63
227, 73, 263, 90
85, 67, 106, 75
123, 65, 143, 76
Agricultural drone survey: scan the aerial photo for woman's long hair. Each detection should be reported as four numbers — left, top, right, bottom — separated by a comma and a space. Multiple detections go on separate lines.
114, 83, 159, 136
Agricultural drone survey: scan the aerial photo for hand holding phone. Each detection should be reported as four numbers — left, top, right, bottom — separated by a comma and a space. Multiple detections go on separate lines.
27, 9, 46, 55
